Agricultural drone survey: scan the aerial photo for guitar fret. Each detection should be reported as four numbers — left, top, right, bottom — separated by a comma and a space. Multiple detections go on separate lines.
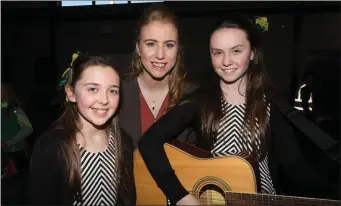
224, 192, 340, 206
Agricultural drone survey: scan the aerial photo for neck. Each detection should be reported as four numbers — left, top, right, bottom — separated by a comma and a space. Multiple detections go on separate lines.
139, 71, 169, 92
77, 119, 108, 144
220, 75, 247, 105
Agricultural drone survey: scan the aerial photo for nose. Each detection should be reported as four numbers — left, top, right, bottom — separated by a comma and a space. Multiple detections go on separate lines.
155, 45, 165, 60
223, 54, 232, 67
99, 91, 109, 105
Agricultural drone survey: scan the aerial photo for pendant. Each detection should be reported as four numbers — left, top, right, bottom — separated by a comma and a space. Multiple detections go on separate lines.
152, 106, 155, 110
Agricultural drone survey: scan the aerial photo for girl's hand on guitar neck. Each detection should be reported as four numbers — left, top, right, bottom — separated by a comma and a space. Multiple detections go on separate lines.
176, 194, 201, 205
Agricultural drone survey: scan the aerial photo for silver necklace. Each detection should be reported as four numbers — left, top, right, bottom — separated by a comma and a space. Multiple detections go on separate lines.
138, 77, 168, 112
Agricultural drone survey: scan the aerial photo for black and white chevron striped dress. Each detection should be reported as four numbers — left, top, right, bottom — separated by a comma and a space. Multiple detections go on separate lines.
211, 97, 276, 194
74, 133, 118, 206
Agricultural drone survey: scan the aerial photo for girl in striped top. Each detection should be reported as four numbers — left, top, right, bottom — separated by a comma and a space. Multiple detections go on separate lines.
25, 54, 136, 205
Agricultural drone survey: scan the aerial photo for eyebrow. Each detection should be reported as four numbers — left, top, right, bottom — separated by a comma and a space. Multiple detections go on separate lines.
143, 39, 177, 44
84, 83, 119, 88
211, 44, 245, 51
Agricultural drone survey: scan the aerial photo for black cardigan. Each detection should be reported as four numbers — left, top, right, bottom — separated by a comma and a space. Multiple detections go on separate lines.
138, 88, 339, 204
23, 128, 136, 205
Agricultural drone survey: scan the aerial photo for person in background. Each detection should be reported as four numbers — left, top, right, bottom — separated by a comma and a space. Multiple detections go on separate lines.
138, 15, 338, 205
120, 3, 196, 148
24, 54, 136, 205
1, 83, 33, 176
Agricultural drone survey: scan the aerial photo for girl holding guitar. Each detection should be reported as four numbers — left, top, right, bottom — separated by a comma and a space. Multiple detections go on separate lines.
138, 15, 339, 205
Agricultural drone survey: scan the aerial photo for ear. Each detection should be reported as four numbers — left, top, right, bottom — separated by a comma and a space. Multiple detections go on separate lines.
250, 51, 255, 61
136, 43, 141, 56
65, 84, 76, 103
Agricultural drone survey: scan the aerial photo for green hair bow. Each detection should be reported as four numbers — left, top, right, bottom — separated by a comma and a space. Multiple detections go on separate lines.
255, 16, 269, 32
57, 51, 80, 90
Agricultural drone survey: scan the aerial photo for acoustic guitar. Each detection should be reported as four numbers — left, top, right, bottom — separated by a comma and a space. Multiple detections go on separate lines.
134, 140, 340, 205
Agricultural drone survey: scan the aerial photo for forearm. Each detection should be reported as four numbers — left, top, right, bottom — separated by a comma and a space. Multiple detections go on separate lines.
139, 139, 189, 203
138, 95, 199, 203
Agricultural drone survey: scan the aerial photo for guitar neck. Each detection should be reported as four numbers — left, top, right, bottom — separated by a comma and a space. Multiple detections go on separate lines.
224, 191, 340, 206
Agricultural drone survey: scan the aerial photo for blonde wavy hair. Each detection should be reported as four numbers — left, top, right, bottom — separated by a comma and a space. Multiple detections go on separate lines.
125, 3, 189, 111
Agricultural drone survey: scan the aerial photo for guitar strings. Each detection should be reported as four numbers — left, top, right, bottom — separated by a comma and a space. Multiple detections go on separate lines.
189, 191, 340, 206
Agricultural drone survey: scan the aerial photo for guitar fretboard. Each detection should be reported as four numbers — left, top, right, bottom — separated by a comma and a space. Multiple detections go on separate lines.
190, 191, 341, 206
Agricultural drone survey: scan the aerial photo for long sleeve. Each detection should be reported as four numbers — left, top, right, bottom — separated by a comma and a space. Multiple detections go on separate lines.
5, 107, 33, 147
24, 134, 64, 205
138, 93, 200, 204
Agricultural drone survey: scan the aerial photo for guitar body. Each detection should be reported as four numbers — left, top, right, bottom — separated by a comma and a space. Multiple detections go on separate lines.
134, 140, 341, 205
134, 140, 257, 205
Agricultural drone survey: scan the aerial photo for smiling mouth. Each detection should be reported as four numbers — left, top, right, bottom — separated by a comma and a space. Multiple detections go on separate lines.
92, 108, 109, 116
152, 62, 167, 69
222, 68, 237, 73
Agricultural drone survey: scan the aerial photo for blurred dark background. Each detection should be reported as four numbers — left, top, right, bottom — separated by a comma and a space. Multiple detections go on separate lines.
1, 0, 340, 203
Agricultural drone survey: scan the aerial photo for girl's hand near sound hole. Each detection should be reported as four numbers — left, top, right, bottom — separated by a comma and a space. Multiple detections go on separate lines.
176, 194, 201, 205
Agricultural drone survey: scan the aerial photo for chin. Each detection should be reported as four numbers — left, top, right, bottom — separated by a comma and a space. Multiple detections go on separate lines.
221, 73, 246, 84
150, 71, 170, 80
221, 76, 236, 83
91, 121, 110, 129
90, 117, 112, 127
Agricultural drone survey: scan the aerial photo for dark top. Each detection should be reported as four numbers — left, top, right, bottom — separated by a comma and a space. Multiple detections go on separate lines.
140, 89, 169, 135
23, 128, 136, 205
120, 78, 197, 148
138, 88, 338, 204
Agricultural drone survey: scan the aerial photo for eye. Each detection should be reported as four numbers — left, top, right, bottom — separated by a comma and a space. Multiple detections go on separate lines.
88, 88, 98, 93
165, 43, 174, 48
232, 49, 242, 54
110, 89, 119, 95
146, 42, 155, 47
212, 51, 222, 56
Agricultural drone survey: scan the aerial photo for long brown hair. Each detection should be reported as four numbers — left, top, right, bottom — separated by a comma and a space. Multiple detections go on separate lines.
200, 15, 272, 160
53, 55, 130, 204
125, 3, 189, 110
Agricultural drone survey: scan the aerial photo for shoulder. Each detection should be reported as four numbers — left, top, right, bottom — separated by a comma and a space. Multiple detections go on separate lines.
13, 107, 28, 115
164, 88, 205, 117
32, 128, 66, 157
180, 87, 208, 103
121, 78, 138, 89
265, 86, 291, 105
120, 78, 139, 101
183, 82, 199, 95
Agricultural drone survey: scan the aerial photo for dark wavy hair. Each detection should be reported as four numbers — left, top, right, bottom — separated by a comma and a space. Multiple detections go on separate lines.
200, 15, 272, 160
53, 54, 130, 204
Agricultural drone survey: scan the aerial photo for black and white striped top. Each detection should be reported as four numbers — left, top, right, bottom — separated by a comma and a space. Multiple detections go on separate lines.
74, 132, 118, 206
211, 97, 276, 194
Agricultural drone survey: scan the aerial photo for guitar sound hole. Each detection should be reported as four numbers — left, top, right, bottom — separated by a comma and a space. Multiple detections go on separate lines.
198, 184, 226, 205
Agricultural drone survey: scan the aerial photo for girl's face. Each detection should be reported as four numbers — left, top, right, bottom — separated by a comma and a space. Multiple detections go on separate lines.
66, 65, 120, 128
136, 20, 178, 80
210, 28, 254, 85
